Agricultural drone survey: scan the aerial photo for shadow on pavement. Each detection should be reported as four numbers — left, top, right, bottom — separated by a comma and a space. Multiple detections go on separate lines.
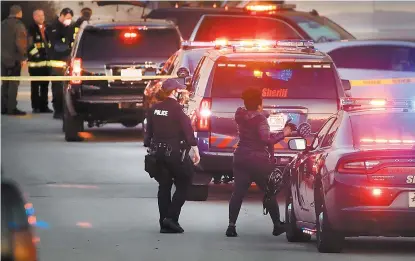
344, 237, 415, 254
79, 126, 144, 143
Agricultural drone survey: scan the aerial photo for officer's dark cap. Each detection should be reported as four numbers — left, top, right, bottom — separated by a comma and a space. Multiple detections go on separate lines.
161, 78, 186, 92
60, 8, 74, 17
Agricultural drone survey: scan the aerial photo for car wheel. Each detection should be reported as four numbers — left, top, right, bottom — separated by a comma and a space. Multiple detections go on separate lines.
285, 194, 311, 242
187, 184, 208, 201
121, 121, 139, 128
316, 186, 344, 253
64, 104, 84, 142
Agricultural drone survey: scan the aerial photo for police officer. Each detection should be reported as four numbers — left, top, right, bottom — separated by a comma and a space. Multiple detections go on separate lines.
73, 7, 92, 44
144, 78, 201, 234
226, 88, 292, 237
27, 8, 53, 113
47, 8, 74, 119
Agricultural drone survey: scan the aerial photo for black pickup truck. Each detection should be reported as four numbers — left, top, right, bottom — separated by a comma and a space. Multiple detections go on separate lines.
63, 19, 182, 141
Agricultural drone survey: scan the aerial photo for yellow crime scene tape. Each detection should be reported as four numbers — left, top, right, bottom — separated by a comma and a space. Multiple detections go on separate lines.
0, 75, 174, 81
0, 76, 414, 86
349, 77, 415, 87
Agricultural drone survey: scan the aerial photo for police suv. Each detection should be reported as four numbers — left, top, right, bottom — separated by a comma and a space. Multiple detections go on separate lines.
183, 40, 348, 200
63, 19, 182, 141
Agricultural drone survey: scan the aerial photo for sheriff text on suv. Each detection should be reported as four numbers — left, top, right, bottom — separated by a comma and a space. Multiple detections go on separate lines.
63, 19, 182, 141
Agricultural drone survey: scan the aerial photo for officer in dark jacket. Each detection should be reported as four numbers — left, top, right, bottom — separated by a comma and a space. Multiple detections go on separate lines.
144, 78, 200, 234
72, 7, 92, 45
27, 8, 53, 113
1, 5, 27, 115
46, 8, 74, 119
226, 88, 292, 237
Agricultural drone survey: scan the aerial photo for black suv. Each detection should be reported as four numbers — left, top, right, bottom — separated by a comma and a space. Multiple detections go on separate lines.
63, 20, 182, 141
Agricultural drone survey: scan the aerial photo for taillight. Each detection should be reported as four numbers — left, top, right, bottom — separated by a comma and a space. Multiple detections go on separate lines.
70, 58, 82, 84
197, 98, 212, 131
337, 159, 381, 174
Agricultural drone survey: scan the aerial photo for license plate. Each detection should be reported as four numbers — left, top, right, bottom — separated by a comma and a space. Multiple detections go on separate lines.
268, 114, 287, 131
121, 68, 142, 81
409, 192, 415, 208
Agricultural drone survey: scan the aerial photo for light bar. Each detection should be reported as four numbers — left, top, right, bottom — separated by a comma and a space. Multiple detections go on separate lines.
181, 41, 215, 49
245, 4, 296, 12
341, 98, 414, 110
210, 39, 314, 50
276, 40, 314, 48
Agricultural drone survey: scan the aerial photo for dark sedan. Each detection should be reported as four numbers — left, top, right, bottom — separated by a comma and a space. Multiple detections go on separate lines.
283, 98, 415, 253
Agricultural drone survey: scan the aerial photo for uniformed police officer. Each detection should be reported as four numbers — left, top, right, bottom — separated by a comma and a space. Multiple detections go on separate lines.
144, 78, 201, 234
46, 8, 74, 119
27, 8, 53, 113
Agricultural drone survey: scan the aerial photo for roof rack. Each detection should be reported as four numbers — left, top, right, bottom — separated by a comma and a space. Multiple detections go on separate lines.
341, 98, 414, 111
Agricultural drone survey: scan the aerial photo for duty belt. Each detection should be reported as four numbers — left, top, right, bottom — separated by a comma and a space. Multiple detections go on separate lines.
150, 142, 173, 157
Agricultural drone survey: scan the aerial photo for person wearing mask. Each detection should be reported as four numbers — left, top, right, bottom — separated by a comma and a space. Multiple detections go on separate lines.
226, 88, 292, 237
1, 5, 27, 115
46, 8, 74, 119
144, 78, 201, 234
72, 7, 92, 45
27, 8, 53, 113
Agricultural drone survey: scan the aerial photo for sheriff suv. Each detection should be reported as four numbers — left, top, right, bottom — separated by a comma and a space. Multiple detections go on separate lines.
63, 20, 182, 141
183, 40, 348, 200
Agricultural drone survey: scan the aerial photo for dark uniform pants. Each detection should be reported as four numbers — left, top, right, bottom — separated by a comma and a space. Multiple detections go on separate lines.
154, 153, 192, 227
50, 67, 65, 115
229, 151, 280, 225
1, 62, 21, 113
29, 67, 50, 110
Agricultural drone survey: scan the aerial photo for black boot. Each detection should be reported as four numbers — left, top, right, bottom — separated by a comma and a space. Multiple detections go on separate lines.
226, 225, 238, 237
162, 218, 184, 233
272, 222, 286, 236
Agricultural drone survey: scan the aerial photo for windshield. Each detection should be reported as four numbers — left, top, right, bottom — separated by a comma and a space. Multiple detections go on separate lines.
211, 61, 338, 99
290, 15, 354, 42
351, 113, 415, 148
193, 16, 301, 41
80, 28, 181, 60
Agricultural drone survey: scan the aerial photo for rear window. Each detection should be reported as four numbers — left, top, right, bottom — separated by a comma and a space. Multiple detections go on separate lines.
351, 113, 415, 148
328, 45, 415, 72
289, 15, 354, 42
79, 28, 181, 60
193, 16, 300, 41
211, 61, 338, 99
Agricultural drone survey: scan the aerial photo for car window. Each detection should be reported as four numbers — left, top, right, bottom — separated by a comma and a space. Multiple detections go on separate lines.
211, 61, 338, 99
193, 16, 301, 41
196, 58, 215, 96
313, 117, 336, 149
289, 15, 352, 42
350, 112, 415, 149
191, 56, 206, 93
79, 28, 181, 60
328, 45, 415, 72
320, 117, 341, 148
183, 50, 207, 73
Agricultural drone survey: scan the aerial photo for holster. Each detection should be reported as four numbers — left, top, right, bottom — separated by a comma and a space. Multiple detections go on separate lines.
144, 153, 158, 179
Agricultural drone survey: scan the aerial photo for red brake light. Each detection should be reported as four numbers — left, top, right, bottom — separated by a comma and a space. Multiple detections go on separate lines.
70, 58, 82, 84
337, 159, 381, 174
123, 32, 137, 38
197, 98, 212, 131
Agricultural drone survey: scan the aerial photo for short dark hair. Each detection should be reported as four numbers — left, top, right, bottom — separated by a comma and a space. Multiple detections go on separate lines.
81, 7, 92, 19
241, 88, 262, 111
9, 5, 22, 16
60, 8, 74, 17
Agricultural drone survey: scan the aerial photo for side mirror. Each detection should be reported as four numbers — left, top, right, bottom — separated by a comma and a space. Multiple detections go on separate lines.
177, 67, 190, 78
288, 138, 307, 151
341, 79, 351, 91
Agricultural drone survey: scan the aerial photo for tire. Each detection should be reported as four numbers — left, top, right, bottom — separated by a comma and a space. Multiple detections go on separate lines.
63, 104, 84, 142
187, 184, 208, 201
285, 194, 312, 242
121, 121, 139, 128
316, 186, 344, 253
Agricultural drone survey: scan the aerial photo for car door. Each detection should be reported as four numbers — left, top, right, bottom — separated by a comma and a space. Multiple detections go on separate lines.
296, 117, 336, 222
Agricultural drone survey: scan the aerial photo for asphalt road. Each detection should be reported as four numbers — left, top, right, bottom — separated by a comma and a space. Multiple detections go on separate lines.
1, 84, 415, 261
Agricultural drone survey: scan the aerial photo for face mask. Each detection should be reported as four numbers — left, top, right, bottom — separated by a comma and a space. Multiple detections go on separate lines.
63, 19, 71, 26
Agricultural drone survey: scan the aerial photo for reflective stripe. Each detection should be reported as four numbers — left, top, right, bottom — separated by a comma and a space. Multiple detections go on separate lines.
48, 60, 67, 68
29, 48, 39, 55
28, 61, 48, 68
71, 42, 74, 47
61, 38, 66, 43
74, 27, 79, 33
34, 42, 45, 49
73, 33, 77, 39
48, 43, 51, 48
